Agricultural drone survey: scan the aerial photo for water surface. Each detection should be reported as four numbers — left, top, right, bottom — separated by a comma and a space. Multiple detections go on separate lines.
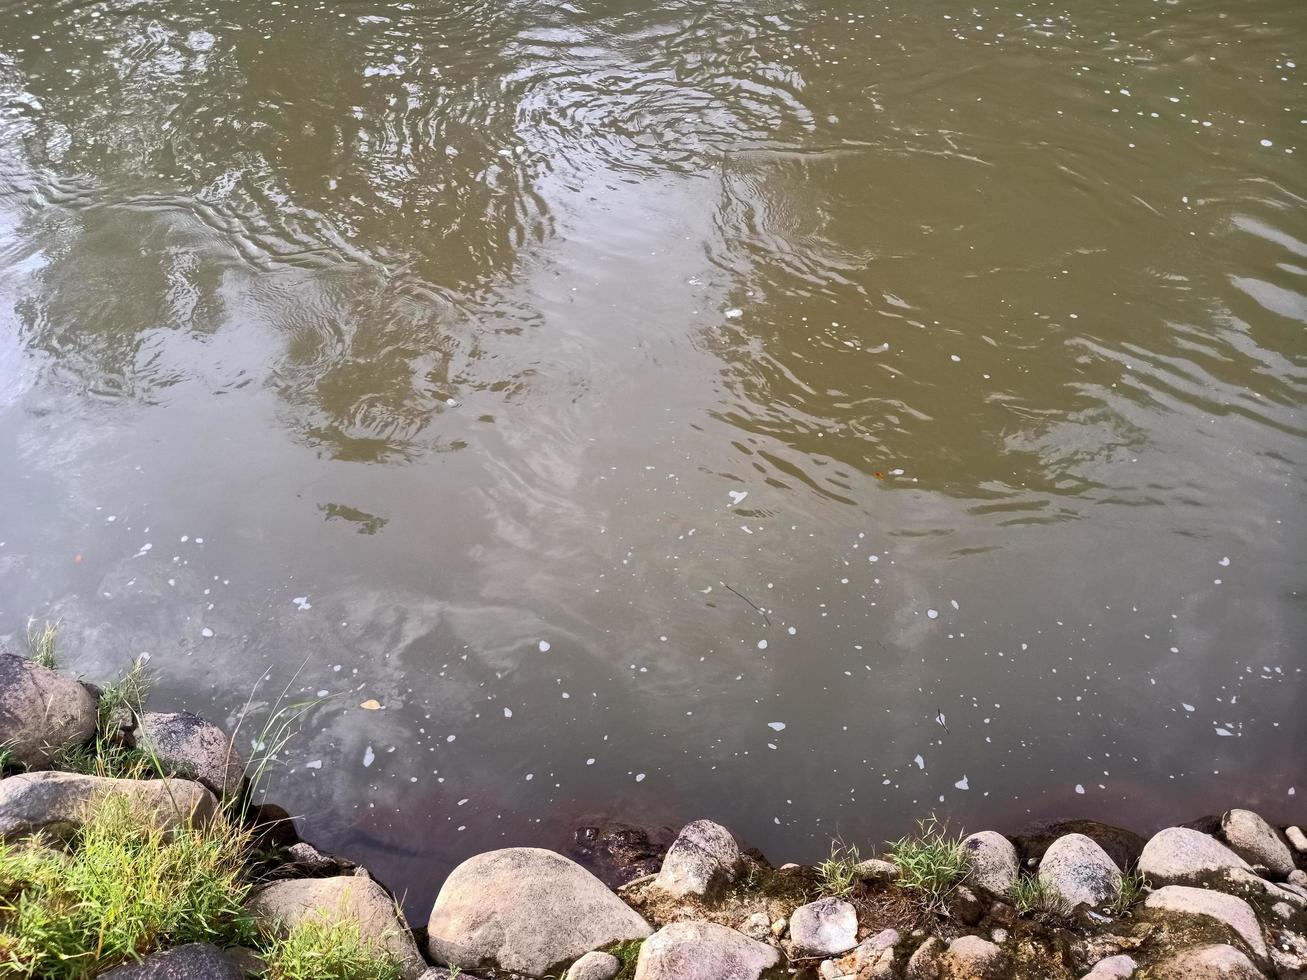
1, 0, 1304, 913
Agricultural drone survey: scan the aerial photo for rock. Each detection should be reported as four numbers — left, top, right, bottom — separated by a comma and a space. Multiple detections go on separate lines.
1015, 818, 1146, 873
566, 950, 622, 980
97, 943, 245, 979
1286, 826, 1307, 855
1221, 810, 1294, 878
427, 847, 652, 975
634, 920, 779, 980
1149, 943, 1265, 980
1144, 886, 1266, 961
1080, 954, 1136, 979
771, 916, 788, 938
941, 935, 1006, 979
906, 937, 944, 980
0, 654, 97, 769
951, 884, 985, 926
790, 896, 858, 956
856, 858, 900, 882
741, 911, 771, 941
282, 840, 357, 876
1220, 867, 1307, 907
249, 875, 427, 980
1039, 834, 1122, 908
990, 928, 1008, 944
1291, 869, 1307, 886
1271, 902, 1294, 921
1139, 828, 1251, 885
962, 831, 1019, 897
0, 771, 215, 841
138, 711, 246, 800
823, 930, 899, 980
572, 818, 675, 888
652, 819, 742, 898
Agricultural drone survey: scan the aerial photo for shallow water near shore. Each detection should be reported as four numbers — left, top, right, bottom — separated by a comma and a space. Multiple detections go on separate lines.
0, 0, 1304, 916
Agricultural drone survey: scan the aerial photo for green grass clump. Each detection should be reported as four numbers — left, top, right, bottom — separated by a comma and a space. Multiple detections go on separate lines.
53, 657, 157, 781
25, 621, 58, 670
604, 938, 643, 980
1106, 871, 1148, 916
0, 793, 254, 978
262, 914, 403, 980
885, 816, 968, 910
817, 838, 861, 898
1010, 872, 1072, 917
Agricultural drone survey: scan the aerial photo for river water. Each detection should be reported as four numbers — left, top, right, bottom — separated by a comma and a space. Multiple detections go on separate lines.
1, 0, 1304, 913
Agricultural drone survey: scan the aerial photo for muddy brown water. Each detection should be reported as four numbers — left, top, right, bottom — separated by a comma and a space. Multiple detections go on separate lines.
0, 0, 1304, 916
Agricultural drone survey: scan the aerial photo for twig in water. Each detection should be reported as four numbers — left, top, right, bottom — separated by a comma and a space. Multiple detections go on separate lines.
721, 583, 771, 626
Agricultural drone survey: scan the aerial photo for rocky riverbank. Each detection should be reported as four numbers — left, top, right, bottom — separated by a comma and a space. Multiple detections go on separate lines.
3, 651, 1306, 979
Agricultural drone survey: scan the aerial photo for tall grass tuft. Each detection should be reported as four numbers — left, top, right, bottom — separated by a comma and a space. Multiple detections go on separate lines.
54, 656, 157, 780
0, 793, 255, 979
25, 621, 58, 670
1010, 872, 1073, 917
817, 838, 862, 898
884, 816, 968, 910
262, 914, 403, 980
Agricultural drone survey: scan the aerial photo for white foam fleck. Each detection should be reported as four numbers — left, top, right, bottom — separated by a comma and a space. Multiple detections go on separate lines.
538, 640, 551, 652
362, 746, 375, 767
768, 722, 786, 732
955, 775, 969, 790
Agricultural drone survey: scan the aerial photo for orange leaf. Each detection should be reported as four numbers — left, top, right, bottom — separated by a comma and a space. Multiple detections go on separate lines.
359, 699, 381, 710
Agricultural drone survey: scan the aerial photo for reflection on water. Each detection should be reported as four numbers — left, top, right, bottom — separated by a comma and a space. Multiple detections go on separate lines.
0, 0, 1304, 914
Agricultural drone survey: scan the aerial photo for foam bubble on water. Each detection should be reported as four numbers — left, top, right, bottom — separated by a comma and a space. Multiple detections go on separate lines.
1182, 703, 1195, 712
927, 609, 939, 620
914, 754, 925, 769
200, 627, 213, 638
724, 308, 743, 319
1218, 556, 1230, 566
362, 746, 375, 767
503, 707, 513, 718
1075, 784, 1085, 794
635, 773, 646, 782
728, 490, 749, 505
757, 639, 768, 650
768, 722, 786, 731
955, 775, 969, 790
538, 640, 551, 652
305, 760, 322, 770
292, 596, 312, 610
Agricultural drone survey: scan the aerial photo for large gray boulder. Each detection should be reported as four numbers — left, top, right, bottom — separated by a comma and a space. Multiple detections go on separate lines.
139, 711, 246, 800
0, 653, 97, 768
249, 875, 427, 980
0, 771, 216, 841
1221, 810, 1294, 877
652, 819, 742, 898
1139, 828, 1251, 885
98, 944, 245, 979
427, 847, 651, 976
1144, 886, 1267, 961
634, 921, 779, 980
789, 896, 858, 956
961, 831, 1019, 897
1149, 943, 1265, 980
1038, 834, 1122, 908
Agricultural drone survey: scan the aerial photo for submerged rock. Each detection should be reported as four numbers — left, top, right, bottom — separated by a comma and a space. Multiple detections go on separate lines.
1149, 943, 1265, 980
0, 654, 97, 769
249, 875, 427, 980
0, 771, 215, 841
98, 943, 245, 979
1015, 818, 1146, 874
1144, 886, 1267, 961
571, 818, 675, 888
652, 819, 742, 899
139, 711, 246, 800
1039, 834, 1122, 908
634, 921, 779, 980
1138, 828, 1251, 885
1221, 809, 1294, 878
427, 847, 651, 976
789, 896, 858, 956
961, 831, 1019, 897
